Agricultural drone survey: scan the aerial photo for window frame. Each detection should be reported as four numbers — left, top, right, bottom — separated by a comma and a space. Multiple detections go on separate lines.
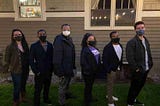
84, 0, 143, 30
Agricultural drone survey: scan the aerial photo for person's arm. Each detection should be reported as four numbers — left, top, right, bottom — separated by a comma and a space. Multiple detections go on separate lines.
146, 38, 153, 70
29, 44, 38, 74
2, 45, 11, 72
53, 37, 64, 77
102, 46, 111, 73
126, 40, 138, 71
80, 48, 92, 75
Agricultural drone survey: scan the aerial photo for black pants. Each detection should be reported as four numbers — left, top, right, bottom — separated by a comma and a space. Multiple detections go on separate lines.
34, 72, 52, 106
83, 75, 95, 105
127, 71, 148, 105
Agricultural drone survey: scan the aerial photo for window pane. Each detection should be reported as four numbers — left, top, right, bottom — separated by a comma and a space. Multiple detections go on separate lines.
19, 0, 42, 18
123, 0, 129, 8
91, 0, 111, 26
115, 0, 136, 26
20, 6, 42, 18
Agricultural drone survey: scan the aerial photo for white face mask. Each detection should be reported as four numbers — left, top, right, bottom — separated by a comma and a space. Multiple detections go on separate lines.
62, 31, 70, 36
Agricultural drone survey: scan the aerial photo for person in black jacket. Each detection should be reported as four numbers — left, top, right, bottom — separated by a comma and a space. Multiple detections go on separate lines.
53, 24, 76, 106
102, 31, 123, 106
29, 29, 53, 106
80, 33, 101, 106
126, 21, 153, 106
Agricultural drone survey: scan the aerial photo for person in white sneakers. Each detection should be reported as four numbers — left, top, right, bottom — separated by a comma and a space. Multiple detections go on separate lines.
106, 95, 118, 101
102, 31, 123, 106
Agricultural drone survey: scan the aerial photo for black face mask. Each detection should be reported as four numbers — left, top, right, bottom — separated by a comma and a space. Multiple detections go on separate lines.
14, 36, 22, 41
88, 41, 96, 46
111, 38, 120, 43
39, 36, 46, 42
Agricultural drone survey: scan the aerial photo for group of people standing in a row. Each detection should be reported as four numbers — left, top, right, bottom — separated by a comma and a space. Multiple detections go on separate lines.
3, 21, 153, 106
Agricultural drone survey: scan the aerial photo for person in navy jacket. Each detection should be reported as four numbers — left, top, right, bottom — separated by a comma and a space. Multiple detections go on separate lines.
30, 29, 53, 106
102, 31, 123, 106
53, 24, 76, 106
80, 33, 101, 106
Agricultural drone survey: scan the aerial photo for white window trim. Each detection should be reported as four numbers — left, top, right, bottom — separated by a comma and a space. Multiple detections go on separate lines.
46, 12, 85, 17
84, 0, 144, 30
13, 0, 46, 21
0, 13, 15, 17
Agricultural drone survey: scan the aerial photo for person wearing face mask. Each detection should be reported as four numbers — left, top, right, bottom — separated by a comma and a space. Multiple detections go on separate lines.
53, 24, 76, 106
30, 29, 53, 106
80, 33, 101, 106
102, 31, 123, 106
126, 21, 153, 106
3, 29, 29, 106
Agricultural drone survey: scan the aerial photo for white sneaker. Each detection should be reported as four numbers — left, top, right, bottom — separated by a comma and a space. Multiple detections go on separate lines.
108, 103, 115, 106
106, 95, 119, 101
128, 105, 134, 106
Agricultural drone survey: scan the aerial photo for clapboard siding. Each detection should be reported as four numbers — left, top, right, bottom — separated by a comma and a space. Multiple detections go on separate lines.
0, 17, 160, 79
142, 17, 160, 78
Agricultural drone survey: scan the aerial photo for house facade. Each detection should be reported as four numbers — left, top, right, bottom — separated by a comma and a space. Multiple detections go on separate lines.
0, 0, 160, 81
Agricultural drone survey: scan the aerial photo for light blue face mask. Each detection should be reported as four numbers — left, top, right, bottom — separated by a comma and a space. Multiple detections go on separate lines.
136, 29, 145, 36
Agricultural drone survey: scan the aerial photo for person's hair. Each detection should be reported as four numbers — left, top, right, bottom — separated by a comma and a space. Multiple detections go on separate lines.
134, 21, 145, 29
11, 29, 29, 52
61, 24, 71, 29
37, 29, 46, 34
109, 31, 117, 38
81, 33, 96, 48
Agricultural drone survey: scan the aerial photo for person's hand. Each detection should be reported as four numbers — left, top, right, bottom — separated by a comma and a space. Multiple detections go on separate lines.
36, 72, 40, 76
60, 76, 65, 79
136, 68, 140, 72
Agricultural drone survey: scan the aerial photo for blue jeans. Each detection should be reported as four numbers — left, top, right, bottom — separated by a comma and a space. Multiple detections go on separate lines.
11, 73, 21, 102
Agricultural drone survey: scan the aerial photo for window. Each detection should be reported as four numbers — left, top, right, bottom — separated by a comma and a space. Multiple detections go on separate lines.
115, 0, 136, 26
88, 0, 137, 29
14, 0, 46, 21
91, 0, 111, 26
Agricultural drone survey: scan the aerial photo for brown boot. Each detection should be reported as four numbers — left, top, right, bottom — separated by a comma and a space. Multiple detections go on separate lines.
13, 101, 19, 106
20, 92, 30, 103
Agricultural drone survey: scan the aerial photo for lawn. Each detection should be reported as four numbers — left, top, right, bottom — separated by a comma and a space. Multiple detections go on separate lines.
0, 82, 160, 106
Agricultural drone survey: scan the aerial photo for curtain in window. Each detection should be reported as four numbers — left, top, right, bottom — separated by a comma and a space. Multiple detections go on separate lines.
91, 0, 100, 9
132, 0, 136, 8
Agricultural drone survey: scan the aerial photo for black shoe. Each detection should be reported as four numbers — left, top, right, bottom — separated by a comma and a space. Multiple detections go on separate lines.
91, 98, 98, 102
134, 99, 144, 106
65, 93, 76, 99
44, 99, 52, 105
59, 104, 66, 106
84, 102, 91, 106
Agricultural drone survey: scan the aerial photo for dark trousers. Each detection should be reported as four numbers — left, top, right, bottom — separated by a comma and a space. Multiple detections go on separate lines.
11, 73, 21, 102
127, 71, 148, 105
58, 76, 71, 105
21, 69, 29, 93
83, 75, 95, 105
34, 72, 52, 106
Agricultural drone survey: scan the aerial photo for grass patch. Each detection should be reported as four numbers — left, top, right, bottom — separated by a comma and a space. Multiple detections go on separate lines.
0, 82, 160, 106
